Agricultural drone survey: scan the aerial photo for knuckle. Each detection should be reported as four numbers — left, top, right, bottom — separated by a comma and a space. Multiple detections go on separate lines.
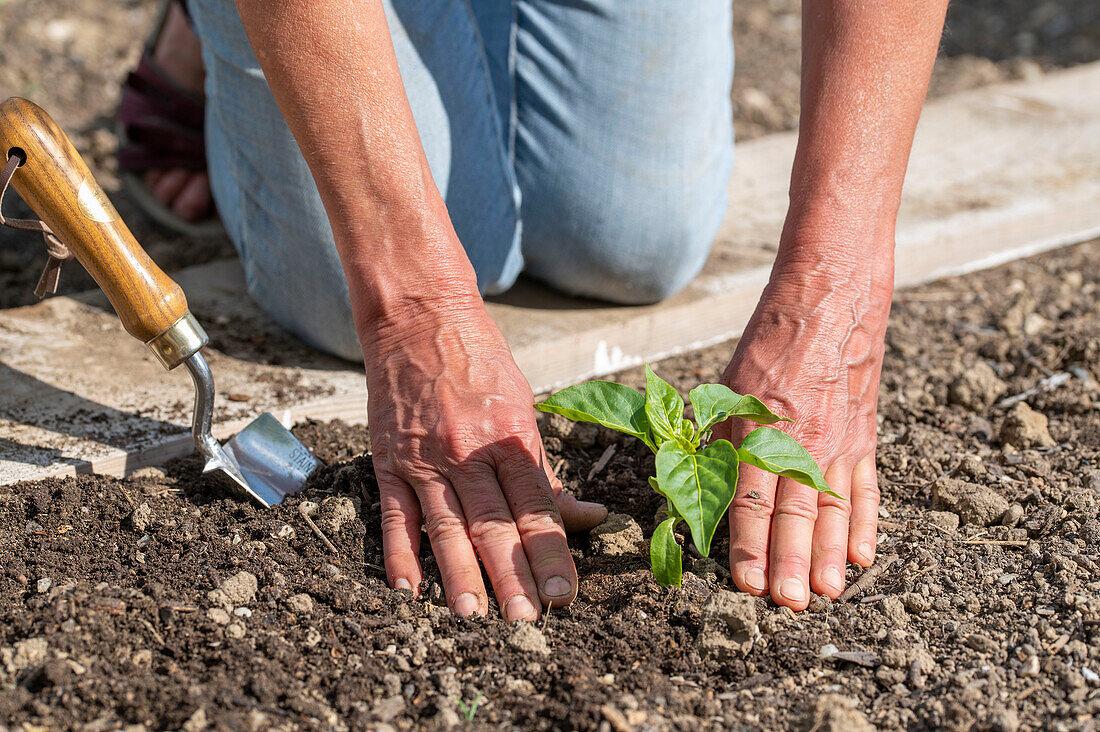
852, 515, 879, 534
436, 428, 482, 465
772, 550, 811, 572
492, 409, 537, 437
423, 513, 468, 544
814, 538, 849, 558
774, 495, 819, 523
532, 555, 574, 580
730, 548, 767, 566
819, 497, 853, 519
466, 513, 518, 547
515, 509, 564, 536
854, 480, 882, 504
508, 487, 558, 516
497, 447, 543, 475
379, 507, 410, 533
731, 493, 776, 515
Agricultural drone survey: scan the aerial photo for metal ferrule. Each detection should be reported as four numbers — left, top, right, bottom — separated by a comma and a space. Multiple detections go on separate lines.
144, 311, 208, 370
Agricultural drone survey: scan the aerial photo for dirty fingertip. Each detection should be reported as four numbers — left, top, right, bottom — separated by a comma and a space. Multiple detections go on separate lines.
737, 566, 768, 595
452, 592, 481, 617
557, 492, 607, 531
854, 540, 876, 567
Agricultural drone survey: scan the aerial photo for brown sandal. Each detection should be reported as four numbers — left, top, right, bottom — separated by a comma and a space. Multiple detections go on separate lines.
116, 0, 222, 237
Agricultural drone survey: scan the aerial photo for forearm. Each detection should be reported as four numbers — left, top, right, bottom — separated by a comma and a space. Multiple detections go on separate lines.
232, 0, 481, 351
780, 0, 949, 283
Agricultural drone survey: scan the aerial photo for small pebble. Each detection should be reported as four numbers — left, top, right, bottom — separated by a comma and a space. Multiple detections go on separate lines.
1021, 656, 1040, 677
286, 593, 314, 614
36, 578, 51, 594
272, 523, 295, 539
207, 608, 231, 625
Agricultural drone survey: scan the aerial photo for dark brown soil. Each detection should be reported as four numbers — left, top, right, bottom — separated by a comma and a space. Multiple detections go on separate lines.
2, 0, 1098, 308
2, 239, 1098, 730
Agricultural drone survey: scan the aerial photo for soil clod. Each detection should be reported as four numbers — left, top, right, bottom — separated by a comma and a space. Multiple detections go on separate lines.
1000, 402, 1057, 448
589, 513, 644, 556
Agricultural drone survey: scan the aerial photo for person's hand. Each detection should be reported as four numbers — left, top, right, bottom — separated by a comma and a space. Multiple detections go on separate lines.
362, 298, 606, 620
714, 254, 892, 610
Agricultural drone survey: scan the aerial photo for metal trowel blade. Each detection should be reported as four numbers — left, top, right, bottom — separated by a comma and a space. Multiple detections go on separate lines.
212, 413, 323, 507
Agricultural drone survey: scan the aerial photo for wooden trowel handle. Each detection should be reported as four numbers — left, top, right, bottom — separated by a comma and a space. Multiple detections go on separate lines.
0, 97, 193, 347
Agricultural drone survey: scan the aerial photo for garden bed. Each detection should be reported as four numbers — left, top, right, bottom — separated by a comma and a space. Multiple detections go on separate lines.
1, 239, 1098, 730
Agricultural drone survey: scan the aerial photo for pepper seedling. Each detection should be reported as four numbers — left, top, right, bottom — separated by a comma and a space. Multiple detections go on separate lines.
536, 366, 838, 587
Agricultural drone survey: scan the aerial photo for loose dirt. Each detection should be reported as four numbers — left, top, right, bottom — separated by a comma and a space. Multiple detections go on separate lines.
2, 239, 1097, 730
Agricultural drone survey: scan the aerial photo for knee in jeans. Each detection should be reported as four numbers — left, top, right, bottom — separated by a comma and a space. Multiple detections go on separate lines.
527, 187, 719, 305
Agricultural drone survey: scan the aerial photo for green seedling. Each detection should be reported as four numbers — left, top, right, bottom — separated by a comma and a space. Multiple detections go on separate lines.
454, 692, 483, 722
536, 366, 837, 587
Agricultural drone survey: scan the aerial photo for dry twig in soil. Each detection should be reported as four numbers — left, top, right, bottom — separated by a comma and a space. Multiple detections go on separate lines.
996, 371, 1071, 409
587, 444, 617, 481
838, 553, 899, 603
299, 502, 338, 554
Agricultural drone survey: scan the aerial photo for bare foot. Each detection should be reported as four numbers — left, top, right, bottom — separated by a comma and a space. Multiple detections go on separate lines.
143, 2, 213, 223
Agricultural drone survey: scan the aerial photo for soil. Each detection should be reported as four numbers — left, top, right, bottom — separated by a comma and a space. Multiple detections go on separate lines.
2, 0, 1099, 308
2, 239, 1098, 730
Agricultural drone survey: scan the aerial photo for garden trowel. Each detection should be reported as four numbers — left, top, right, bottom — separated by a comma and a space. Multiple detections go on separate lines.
0, 97, 321, 506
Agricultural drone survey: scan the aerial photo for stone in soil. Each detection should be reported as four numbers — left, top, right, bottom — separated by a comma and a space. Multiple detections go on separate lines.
318, 496, 357, 535
926, 510, 961, 533
506, 623, 550, 656
696, 590, 757, 660
539, 412, 600, 448
207, 571, 258, 608
125, 502, 154, 533
932, 476, 1010, 526
949, 361, 1007, 411
286, 593, 314, 614
589, 513, 643, 556
1000, 402, 1057, 448
803, 693, 875, 732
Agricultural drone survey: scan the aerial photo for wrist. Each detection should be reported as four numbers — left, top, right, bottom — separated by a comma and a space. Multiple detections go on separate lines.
764, 233, 895, 332
337, 213, 484, 350
773, 211, 896, 304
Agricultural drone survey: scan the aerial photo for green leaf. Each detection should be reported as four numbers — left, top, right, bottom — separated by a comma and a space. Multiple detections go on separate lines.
536, 381, 650, 445
737, 427, 839, 498
689, 384, 790, 432
645, 366, 685, 444
650, 517, 683, 587
654, 439, 740, 556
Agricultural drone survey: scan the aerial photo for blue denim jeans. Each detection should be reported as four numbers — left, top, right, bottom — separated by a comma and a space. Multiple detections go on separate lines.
189, 0, 734, 361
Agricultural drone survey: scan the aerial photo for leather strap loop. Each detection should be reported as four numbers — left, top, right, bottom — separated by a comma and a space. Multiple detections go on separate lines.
0, 153, 74, 298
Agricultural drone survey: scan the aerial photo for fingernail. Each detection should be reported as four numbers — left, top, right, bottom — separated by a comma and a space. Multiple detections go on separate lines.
859, 542, 875, 563
504, 594, 537, 622
744, 567, 767, 593
394, 578, 413, 592
579, 500, 606, 512
543, 575, 572, 598
779, 577, 807, 604
822, 566, 844, 593
452, 592, 479, 617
